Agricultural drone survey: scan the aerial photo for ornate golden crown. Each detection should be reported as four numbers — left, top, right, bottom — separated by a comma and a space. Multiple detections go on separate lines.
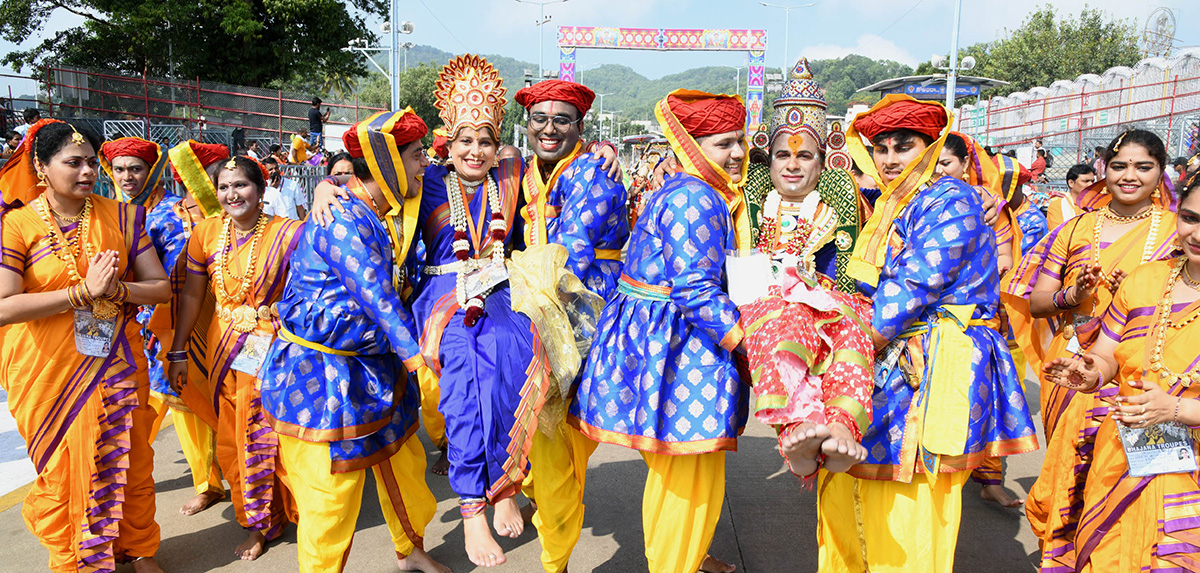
434, 54, 507, 137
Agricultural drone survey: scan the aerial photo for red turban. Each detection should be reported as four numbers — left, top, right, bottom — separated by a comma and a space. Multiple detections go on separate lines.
515, 80, 596, 117
171, 142, 229, 184
853, 99, 947, 142
667, 94, 746, 137
101, 137, 159, 167
431, 127, 450, 160
343, 111, 429, 159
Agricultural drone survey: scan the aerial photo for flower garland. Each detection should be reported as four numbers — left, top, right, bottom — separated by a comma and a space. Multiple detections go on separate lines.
213, 212, 269, 333
755, 190, 835, 276
35, 195, 120, 320
446, 168, 506, 326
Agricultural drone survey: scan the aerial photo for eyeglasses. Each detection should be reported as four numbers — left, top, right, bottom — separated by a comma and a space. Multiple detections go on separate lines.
528, 114, 576, 129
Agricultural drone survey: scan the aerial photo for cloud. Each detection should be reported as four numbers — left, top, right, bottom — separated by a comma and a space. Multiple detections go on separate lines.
799, 35, 920, 68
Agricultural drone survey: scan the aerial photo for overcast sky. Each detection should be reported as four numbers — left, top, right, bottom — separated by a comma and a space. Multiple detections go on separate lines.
1, 0, 1196, 96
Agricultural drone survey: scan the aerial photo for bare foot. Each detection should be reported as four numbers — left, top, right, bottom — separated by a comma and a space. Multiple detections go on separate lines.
699, 554, 737, 572
980, 484, 1024, 508
235, 530, 266, 561
520, 500, 537, 525
132, 556, 164, 573
179, 489, 223, 516
432, 449, 449, 476
493, 496, 524, 538
464, 513, 506, 567
396, 546, 452, 573
779, 422, 828, 477
820, 422, 868, 474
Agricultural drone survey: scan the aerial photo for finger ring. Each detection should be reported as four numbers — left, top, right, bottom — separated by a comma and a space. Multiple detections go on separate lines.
1141, 406, 1146, 415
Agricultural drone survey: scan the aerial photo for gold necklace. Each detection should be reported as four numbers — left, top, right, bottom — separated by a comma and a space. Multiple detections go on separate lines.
212, 213, 269, 333
1090, 207, 1161, 289
35, 195, 118, 320
1148, 258, 1200, 385
1102, 204, 1153, 223
1183, 264, 1200, 290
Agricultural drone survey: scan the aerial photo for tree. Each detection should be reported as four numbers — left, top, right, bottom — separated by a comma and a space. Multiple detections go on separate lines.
915, 5, 1141, 97
361, 63, 441, 144
0, 0, 386, 88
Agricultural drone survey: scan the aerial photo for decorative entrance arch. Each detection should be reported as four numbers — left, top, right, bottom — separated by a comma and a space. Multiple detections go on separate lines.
557, 27, 767, 131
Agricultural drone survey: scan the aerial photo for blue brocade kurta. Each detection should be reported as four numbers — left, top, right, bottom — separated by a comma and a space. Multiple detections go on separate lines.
851, 176, 1038, 482
520, 152, 629, 301
140, 194, 193, 399
259, 193, 422, 472
570, 172, 748, 454
410, 161, 545, 503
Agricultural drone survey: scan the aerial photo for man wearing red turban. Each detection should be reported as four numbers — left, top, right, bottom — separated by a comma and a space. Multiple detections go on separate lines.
511, 78, 630, 573
570, 89, 751, 573
258, 109, 451, 573
819, 94, 1038, 571
100, 137, 165, 205
168, 140, 229, 219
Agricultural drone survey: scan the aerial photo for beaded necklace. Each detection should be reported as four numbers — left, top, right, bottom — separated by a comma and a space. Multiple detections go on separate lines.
212, 212, 269, 333
445, 169, 506, 326
1148, 258, 1200, 386
755, 190, 836, 275
35, 195, 118, 320
1090, 205, 1161, 290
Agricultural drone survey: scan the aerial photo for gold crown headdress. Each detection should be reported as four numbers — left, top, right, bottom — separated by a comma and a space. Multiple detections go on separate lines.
434, 54, 507, 137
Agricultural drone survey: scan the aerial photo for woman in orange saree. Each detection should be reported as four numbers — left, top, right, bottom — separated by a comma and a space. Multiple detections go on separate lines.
169, 156, 303, 561
1004, 129, 1179, 570
1041, 174, 1200, 570
0, 121, 170, 572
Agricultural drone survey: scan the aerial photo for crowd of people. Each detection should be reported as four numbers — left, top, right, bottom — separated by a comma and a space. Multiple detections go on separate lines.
0, 51, 1198, 573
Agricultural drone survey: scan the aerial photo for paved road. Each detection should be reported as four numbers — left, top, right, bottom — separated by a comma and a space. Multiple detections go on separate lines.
0, 380, 1047, 572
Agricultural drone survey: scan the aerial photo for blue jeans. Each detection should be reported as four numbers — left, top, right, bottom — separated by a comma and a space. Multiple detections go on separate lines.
308, 131, 323, 149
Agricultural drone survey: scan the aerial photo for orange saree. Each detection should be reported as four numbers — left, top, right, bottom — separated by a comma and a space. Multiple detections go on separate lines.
1003, 188, 1177, 569
1, 194, 159, 572
1073, 259, 1200, 571
184, 214, 303, 540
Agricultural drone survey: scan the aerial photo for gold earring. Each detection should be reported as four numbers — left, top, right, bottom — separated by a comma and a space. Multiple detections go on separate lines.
36, 170, 46, 184
1153, 187, 1161, 199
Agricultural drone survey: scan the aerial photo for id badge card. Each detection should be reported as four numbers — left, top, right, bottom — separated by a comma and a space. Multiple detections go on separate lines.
74, 309, 116, 357
724, 249, 771, 307
462, 261, 509, 300
231, 333, 273, 377
1063, 314, 1092, 355
1118, 421, 1198, 477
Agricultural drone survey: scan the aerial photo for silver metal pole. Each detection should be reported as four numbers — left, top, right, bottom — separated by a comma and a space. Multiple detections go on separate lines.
945, 0, 963, 112
390, 0, 400, 110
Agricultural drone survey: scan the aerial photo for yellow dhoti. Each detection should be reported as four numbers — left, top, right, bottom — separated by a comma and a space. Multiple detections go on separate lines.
416, 367, 446, 449
640, 450, 726, 573
147, 393, 224, 496
278, 434, 437, 573
528, 423, 598, 572
818, 470, 968, 573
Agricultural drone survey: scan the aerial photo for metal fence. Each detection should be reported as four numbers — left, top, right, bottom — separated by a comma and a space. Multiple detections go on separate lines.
6, 65, 385, 152
959, 49, 1200, 183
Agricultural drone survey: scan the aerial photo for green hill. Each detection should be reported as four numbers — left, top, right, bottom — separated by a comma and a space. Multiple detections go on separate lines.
368, 45, 911, 119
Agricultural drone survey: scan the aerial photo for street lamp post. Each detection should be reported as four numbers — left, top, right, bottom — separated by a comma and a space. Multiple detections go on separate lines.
515, 0, 568, 81
945, 0, 963, 112
733, 66, 744, 97
595, 92, 612, 140
759, 2, 817, 79
402, 42, 415, 73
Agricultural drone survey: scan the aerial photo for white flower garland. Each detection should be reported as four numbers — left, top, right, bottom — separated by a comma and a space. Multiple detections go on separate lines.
446, 169, 506, 322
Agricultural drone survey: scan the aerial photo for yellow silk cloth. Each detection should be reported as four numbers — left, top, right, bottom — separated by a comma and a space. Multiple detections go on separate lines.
911, 304, 977, 458
508, 244, 605, 434
641, 450, 726, 573
819, 470, 968, 572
